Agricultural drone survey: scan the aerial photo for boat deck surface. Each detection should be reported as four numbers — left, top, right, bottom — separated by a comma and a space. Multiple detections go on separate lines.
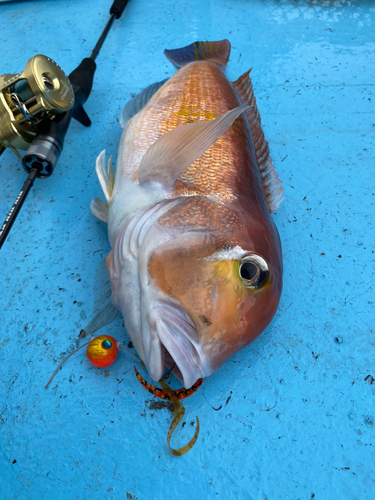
0, 1, 374, 499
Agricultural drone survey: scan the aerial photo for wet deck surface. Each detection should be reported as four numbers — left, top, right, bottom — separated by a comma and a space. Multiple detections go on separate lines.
0, 1, 374, 499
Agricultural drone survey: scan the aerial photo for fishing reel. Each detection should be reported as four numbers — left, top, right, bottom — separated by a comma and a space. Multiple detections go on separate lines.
0, 0, 129, 250
0, 54, 74, 176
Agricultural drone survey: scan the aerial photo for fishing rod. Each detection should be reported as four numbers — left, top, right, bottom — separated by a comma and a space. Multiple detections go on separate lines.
0, 0, 130, 250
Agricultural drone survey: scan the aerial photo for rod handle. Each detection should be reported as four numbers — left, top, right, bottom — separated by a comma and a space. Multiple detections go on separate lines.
110, 0, 130, 19
69, 58, 97, 102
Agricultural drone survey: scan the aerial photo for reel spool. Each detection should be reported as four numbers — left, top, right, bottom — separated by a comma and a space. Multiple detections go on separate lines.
0, 54, 74, 173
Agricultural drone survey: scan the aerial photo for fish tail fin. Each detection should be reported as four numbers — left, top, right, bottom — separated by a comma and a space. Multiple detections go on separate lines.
164, 40, 231, 68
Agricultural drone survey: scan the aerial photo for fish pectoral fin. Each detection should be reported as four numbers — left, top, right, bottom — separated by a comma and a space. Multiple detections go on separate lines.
138, 104, 249, 188
232, 69, 285, 213
120, 79, 169, 129
79, 298, 121, 341
90, 197, 108, 222
95, 150, 115, 203
79, 259, 121, 341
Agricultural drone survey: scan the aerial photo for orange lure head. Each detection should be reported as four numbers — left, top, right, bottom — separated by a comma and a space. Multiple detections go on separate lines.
45, 334, 122, 389
86, 335, 120, 368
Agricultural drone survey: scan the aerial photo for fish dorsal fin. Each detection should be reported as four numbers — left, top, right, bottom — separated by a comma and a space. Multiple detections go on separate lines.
78, 260, 121, 343
95, 150, 115, 203
138, 105, 249, 188
90, 197, 108, 223
164, 40, 231, 68
232, 70, 285, 213
120, 79, 169, 129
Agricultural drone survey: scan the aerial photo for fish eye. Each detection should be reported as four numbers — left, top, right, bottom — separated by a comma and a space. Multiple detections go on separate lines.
239, 254, 270, 289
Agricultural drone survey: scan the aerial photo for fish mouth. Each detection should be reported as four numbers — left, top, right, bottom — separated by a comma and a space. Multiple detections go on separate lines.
147, 299, 210, 389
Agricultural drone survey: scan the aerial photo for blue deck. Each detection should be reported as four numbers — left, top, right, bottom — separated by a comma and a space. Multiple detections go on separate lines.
0, 1, 374, 499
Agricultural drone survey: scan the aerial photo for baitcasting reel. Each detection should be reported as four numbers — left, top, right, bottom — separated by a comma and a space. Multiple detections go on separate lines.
0, 54, 74, 172
0, 0, 129, 250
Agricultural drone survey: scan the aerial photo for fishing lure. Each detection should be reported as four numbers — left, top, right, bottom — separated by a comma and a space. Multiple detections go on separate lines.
86, 335, 120, 368
45, 334, 126, 388
159, 379, 200, 456
134, 366, 203, 401
46, 334, 202, 455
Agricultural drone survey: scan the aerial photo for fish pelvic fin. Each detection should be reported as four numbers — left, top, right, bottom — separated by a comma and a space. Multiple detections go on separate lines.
164, 40, 231, 68
90, 197, 108, 222
138, 104, 249, 188
232, 70, 285, 213
95, 150, 115, 203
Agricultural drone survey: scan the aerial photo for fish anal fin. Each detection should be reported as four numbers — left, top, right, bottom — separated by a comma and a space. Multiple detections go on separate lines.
232, 70, 285, 213
164, 40, 231, 68
95, 150, 115, 203
138, 105, 249, 188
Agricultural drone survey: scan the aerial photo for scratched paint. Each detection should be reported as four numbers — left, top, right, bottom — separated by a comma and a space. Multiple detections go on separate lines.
0, 0, 374, 499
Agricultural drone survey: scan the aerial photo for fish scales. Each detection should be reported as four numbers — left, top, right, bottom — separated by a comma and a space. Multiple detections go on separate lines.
117, 61, 267, 211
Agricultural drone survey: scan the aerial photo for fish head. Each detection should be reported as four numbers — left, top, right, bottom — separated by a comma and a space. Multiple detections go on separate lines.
107, 198, 282, 389
147, 214, 282, 387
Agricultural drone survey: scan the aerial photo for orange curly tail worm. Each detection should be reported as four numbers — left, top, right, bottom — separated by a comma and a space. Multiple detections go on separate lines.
133, 366, 203, 400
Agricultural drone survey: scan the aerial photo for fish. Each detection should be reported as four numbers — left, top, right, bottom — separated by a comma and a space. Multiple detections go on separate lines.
90, 40, 284, 389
